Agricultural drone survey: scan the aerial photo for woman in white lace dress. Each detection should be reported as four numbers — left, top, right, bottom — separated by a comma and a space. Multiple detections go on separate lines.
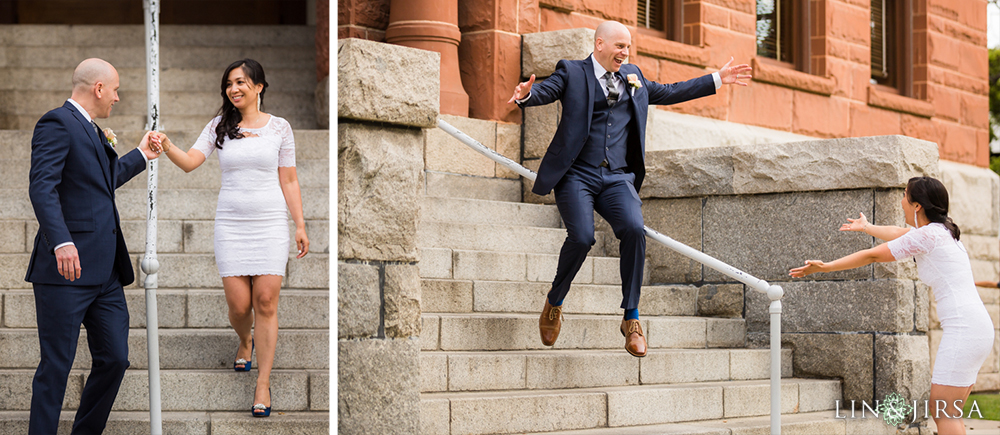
151, 59, 309, 417
790, 176, 993, 435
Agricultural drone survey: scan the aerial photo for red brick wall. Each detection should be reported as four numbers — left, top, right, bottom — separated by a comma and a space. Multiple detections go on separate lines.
338, 0, 389, 41
318, 0, 330, 81
337, 0, 991, 166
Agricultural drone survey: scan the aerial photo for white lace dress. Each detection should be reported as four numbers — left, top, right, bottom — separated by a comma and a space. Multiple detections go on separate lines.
192, 115, 295, 277
886, 223, 994, 387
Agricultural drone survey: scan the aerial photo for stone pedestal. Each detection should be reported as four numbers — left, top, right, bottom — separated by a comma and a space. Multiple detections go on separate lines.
337, 38, 436, 435
639, 136, 941, 409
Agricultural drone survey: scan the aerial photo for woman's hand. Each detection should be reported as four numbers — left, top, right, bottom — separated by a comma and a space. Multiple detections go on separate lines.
789, 260, 827, 278
149, 132, 171, 154
138, 131, 159, 160
839, 212, 869, 232
295, 227, 309, 259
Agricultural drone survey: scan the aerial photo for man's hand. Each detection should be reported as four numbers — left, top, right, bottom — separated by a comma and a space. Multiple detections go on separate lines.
138, 131, 159, 160
55, 244, 81, 281
718, 57, 752, 86
508, 74, 536, 104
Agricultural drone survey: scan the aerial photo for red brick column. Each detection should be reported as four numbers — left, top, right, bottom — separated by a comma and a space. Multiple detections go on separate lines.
387, 0, 470, 116
318, 0, 329, 81
457, 0, 530, 123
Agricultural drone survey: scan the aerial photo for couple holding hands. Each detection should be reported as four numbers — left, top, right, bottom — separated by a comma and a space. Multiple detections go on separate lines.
26, 57, 307, 434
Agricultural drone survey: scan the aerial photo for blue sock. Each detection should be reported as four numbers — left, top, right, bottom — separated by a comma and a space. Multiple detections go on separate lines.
547, 294, 563, 306
624, 309, 638, 320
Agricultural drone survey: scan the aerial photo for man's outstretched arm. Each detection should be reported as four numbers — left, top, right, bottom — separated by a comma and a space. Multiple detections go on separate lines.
646, 56, 752, 106
508, 60, 571, 108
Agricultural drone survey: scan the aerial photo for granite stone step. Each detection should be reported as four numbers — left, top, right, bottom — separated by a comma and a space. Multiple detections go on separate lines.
1, 289, 329, 329
420, 378, 842, 435
0, 369, 328, 412
417, 221, 608, 256
420, 348, 793, 392
421, 313, 746, 352
0, 156, 328, 191
0, 129, 329, 163
424, 171, 522, 203
1, 114, 235, 131
421, 195, 563, 228
0, 410, 330, 435
527, 411, 852, 435
0, 45, 315, 70
0, 25, 315, 49
0, 252, 329, 291
0, 187, 328, 221
421, 279, 695, 316
0, 328, 328, 370
1, 90, 318, 130
8, 219, 330, 256
0, 67, 317, 92
2, 90, 316, 118
2, 214, 331, 258
418, 249, 641, 285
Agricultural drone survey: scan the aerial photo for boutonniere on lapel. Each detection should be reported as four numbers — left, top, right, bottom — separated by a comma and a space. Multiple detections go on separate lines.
627, 73, 641, 96
102, 128, 117, 148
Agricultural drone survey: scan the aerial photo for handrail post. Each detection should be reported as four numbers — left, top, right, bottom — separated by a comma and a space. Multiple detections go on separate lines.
436, 118, 785, 434
141, 1, 162, 433
768, 285, 784, 435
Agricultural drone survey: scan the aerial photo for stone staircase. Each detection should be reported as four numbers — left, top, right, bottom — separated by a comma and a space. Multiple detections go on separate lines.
416, 172, 845, 434
0, 128, 329, 434
0, 25, 318, 131
0, 24, 327, 434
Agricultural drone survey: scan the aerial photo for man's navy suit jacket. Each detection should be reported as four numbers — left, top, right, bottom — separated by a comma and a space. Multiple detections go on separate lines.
519, 56, 716, 196
25, 101, 146, 287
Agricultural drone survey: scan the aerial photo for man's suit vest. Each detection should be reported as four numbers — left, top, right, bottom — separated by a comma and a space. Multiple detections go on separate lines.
577, 74, 631, 170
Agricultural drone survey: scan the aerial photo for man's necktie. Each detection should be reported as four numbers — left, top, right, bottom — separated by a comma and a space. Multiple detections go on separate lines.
603, 72, 619, 106
91, 120, 102, 139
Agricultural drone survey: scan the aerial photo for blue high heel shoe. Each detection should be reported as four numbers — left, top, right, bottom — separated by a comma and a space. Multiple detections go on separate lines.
252, 387, 271, 417
234, 339, 254, 372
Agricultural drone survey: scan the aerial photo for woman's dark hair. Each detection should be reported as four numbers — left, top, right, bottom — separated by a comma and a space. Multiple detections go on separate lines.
906, 176, 960, 240
214, 58, 268, 149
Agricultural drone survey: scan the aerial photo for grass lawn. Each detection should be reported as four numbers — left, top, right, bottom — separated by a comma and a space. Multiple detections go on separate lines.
963, 394, 999, 420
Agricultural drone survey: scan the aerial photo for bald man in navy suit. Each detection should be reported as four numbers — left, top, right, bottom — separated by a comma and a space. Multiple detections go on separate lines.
510, 21, 751, 357
26, 58, 159, 434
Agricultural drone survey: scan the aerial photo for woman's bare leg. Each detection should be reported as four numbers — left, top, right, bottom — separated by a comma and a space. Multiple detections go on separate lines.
250, 274, 283, 411
929, 383, 975, 435
222, 276, 254, 369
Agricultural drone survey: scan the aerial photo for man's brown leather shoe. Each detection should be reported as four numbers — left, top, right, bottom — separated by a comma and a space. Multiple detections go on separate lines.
620, 319, 647, 357
539, 301, 563, 346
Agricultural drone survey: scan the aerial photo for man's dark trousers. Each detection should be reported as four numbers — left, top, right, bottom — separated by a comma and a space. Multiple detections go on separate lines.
548, 162, 645, 310
29, 268, 130, 435
522, 57, 717, 312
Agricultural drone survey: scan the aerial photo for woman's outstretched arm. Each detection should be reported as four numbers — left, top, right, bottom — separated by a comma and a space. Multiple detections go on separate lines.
839, 212, 910, 241
151, 132, 206, 173
789, 243, 896, 278
974, 280, 999, 289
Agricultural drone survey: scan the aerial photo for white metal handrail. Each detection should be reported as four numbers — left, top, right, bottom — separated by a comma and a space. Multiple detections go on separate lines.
141, 1, 163, 434
438, 118, 785, 434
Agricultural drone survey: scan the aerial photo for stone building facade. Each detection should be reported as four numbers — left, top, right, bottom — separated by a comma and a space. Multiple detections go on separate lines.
340, 0, 991, 167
